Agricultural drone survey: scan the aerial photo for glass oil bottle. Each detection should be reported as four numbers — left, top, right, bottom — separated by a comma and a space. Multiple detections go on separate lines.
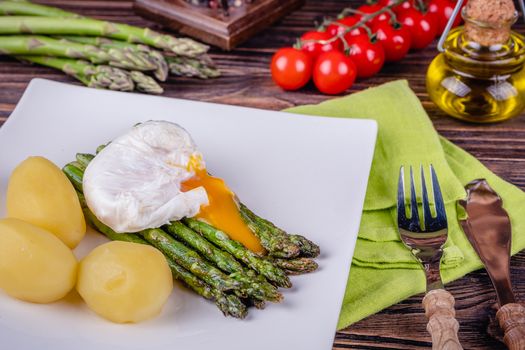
426, 0, 525, 123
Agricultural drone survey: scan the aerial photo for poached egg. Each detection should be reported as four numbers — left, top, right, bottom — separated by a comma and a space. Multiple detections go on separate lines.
83, 121, 264, 253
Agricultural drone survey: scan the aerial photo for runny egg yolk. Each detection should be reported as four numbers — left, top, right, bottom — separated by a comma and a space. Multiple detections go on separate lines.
181, 156, 265, 254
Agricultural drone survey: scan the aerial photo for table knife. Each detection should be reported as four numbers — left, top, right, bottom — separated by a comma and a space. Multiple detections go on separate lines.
458, 179, 525, 350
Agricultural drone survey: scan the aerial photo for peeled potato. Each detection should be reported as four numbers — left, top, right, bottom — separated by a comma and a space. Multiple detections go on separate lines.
0, 218, 78, 303
77, 241, 173, 323
7, 156, 86, 248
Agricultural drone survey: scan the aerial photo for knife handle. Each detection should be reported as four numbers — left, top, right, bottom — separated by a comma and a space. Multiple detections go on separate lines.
423, 289, 463, 350
496, 303, 525, 350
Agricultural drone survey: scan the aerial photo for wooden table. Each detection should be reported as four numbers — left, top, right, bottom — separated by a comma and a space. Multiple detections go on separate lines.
1, 1, 524, 348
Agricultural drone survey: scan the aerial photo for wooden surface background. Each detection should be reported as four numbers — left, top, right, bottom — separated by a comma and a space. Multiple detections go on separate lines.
1, 1, 525, 348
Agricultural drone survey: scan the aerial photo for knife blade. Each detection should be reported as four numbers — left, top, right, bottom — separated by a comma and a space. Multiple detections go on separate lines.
458, 179, 525, 350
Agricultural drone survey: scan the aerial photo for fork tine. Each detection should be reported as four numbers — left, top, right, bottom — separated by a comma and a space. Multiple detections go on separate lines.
409, 166, 421, 231
420, 165, 433, 230
397, 166, 408, 224
430, 164, 447, 223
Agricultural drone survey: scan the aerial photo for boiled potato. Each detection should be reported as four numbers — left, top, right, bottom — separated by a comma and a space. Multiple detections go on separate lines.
77, 241, 173, 323
0, 218, 78, 303
7, 156, 86, 248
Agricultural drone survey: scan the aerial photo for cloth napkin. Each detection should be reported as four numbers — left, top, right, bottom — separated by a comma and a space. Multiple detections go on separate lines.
285, 80, 525, 330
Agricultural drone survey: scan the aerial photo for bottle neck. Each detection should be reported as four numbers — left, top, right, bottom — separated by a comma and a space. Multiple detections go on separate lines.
462, 8, 518, 47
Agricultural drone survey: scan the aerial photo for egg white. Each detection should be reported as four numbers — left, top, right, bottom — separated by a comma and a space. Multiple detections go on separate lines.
83, 120, 209, 233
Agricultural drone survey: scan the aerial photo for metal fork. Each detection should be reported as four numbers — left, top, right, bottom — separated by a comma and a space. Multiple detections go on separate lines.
397, 165, 462, 350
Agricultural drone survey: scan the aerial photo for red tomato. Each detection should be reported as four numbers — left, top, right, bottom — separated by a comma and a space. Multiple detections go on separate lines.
313, 51, 356, 95
428, 0, 462, 34
393, 0, 414, 15
372, 22, 412, 62
398, 9, 438, 49
347, 35, 385, 78
355, 4, 392, 26
326, 16, 366, 41
270, 47, 313, 91
300, 31, 342, 60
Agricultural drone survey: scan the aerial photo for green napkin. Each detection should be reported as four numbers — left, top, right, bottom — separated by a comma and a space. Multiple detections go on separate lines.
285, 80, 525, 330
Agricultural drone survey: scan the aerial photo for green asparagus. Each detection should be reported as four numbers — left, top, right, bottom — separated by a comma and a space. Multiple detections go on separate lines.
0, 35, 155, 71
239, 207, 300, 259
129, 71, 163, 94
166, 55, 220, 79
240, 203, 320, 258
139, 228, 240, 292
19, 55, 134, 91
66, 171, 247, 318
57, 36, 169, 82
165, 222, 283, 302
0, 16, 209, 57
0, 0, 82, 17
184, 218, 292, 288
270, 257, 319, 275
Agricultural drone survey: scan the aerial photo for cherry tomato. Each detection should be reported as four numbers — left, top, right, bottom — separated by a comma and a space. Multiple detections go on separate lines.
270, 47, 313, 91
355, 4, 392, 26
300, 31, 342, 60
313, 51, 356, 95
347, 34, 385, 78
393, 0, 414, 15
372, 22, 412, 62
326, 16, 366, 42
428, 0, 462, 34
398, 9, 438, 49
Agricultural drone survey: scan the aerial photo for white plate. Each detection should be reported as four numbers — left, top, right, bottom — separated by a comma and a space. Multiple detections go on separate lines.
0, 79, 377, 350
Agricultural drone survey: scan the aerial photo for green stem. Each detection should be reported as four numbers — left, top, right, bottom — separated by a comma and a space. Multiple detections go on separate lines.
0, 16, 209, 57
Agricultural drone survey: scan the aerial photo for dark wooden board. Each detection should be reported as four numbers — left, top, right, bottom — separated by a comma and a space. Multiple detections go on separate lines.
133, 0, 305, 49
1, 1, 525, 348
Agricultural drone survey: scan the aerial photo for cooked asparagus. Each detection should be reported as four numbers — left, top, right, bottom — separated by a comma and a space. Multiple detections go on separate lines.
0, 16, 209, 57
270, 257, 319, 274
139, 228, 240, 292
166, 222, 283, 302
66, 170, 247, 318
239, 207, 300, 259
240, 203, 320, 258
18, 55, 134, 91
184, 218, 292, 288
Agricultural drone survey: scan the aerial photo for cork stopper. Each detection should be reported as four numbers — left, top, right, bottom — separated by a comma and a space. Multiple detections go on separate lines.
463, 0, 517, 46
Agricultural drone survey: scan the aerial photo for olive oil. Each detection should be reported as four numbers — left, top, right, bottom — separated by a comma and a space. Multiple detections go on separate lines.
426, 10, 525, 123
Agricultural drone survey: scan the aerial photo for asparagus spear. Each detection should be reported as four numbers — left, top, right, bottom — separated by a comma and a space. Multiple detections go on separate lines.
0, 35, 156, 71
269, 257, 319, 275
139, 228, 240, 293
84, 208, 247, 318
72, 154, 281, 302
19, 55, 134, 91
240, 203, 320, 258
165, 222, 283, 302
129, 71, 163, 95
166, 55, 220, 79
239, 207, 300, 259
184, 218, 292, 288
0, 16, 209, 57
65, 167, 247, 318
57, 36, 169, 82
0, 0, 82, 17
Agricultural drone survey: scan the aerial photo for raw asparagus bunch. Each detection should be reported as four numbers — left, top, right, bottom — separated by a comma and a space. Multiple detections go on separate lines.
0, 0, 220, 93
19, 56, 135, 91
